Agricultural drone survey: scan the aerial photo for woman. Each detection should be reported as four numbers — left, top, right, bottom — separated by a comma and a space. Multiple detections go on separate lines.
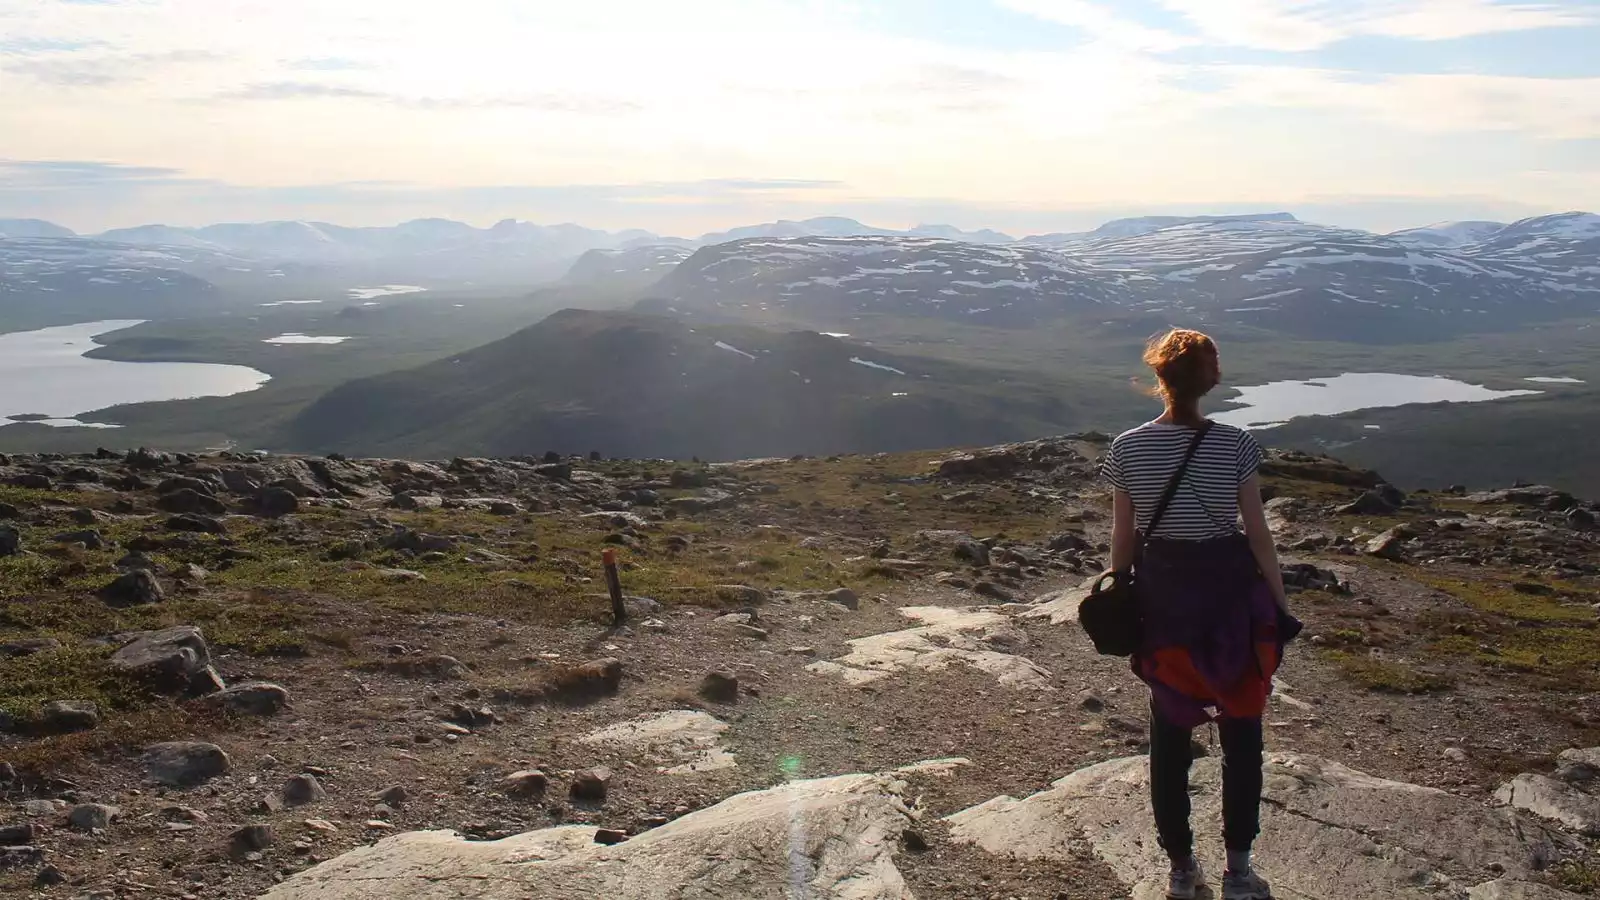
1099, 329, 1293, 900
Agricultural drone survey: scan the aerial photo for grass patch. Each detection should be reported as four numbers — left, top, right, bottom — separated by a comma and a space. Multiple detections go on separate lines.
1556, 861, 1600, 895
1321, 649, 1455, 694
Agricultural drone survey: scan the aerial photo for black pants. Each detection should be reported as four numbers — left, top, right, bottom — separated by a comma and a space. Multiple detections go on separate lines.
1149, 702, 1264, 860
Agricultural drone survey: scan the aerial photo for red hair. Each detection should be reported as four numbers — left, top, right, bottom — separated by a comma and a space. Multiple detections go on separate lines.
1144, 329, 1218, 407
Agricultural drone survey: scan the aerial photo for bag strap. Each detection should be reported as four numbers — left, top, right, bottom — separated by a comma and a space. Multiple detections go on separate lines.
1143, 421, 1214, 543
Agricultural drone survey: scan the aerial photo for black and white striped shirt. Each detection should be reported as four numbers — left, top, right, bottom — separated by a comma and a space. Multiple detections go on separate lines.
1099, 421, 1263, 541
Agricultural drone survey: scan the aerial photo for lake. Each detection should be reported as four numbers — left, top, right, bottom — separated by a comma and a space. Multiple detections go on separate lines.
0, 321, 270, 428
1214, 373, 1543, 429
263, 334, 352, 345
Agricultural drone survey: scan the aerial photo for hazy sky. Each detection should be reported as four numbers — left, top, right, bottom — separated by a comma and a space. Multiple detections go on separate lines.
2, 0, 1597, 235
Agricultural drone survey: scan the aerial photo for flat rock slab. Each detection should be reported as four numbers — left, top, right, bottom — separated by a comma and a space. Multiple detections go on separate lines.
807, 606, 1050, 689
1017, 585, 1090, 626
945, 753, 1573, 900
260, 772, 917, 900
1495, 774, 1600, 836
579, 710, 736, 775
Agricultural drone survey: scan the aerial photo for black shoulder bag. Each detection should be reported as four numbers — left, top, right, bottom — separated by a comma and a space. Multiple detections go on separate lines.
1078, 422, 1213, 657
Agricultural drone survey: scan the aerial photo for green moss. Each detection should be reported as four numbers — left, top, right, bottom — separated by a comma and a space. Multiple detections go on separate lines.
1415, 573, 1597, 625
1321, 649, 1455, 694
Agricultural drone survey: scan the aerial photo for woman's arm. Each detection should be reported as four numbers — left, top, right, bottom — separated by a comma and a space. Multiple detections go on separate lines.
1110, 488, 1139, 572
1239, 474, 1289, 610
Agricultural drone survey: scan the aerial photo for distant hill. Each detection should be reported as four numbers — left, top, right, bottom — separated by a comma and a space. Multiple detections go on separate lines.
0, 218, 76, 239
281, 309, 1078, 459
647, 235, 1134, 328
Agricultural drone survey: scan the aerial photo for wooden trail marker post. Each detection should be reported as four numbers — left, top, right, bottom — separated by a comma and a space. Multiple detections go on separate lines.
602, 549, 626, 626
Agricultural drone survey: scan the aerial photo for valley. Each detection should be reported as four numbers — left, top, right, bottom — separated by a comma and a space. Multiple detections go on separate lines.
2, 210, 1598, 492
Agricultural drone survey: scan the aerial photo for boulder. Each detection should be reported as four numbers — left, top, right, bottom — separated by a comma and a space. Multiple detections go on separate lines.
698, 672, 740, 704
1338, 490, 1398, 516
66, 803, 119, 831
110, 626, 210, 690
262, 771, 919, 900
257, 487, 301, 518
946, 753, 1576, 900
37, 700, 99, 734
569, 767, 612, 803
166, 513, 226, 534
500, 770, 549, 798
52, 528, 108, 549
99, 569, 165, 607
1365, 526, 1413, 561
283, 774, 328, 807
144, 741, 232, 787
156, 476, 217, 496
157, 488, 226, 515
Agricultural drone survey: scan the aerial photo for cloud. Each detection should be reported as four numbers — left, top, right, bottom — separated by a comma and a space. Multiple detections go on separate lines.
3, 48, 221, 87
1154, 0, 1595, 51
1214, 66, 1600, 139
993, 0, 1196, 51
219, 80, 642, 113
0, 159, 188, 190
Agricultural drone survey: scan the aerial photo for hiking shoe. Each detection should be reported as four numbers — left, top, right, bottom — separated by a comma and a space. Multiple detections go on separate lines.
1166, 860, 1205, 900
1222, 869, 1274, 900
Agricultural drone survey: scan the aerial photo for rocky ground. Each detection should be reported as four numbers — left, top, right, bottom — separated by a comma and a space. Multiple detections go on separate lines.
0, 439, 1597, 898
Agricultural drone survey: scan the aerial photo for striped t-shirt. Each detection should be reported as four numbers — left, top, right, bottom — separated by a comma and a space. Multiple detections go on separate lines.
1099, 420, 1264, 541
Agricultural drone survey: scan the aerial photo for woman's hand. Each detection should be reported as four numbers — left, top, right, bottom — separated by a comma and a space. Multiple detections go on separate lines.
1239, 475, 1290, 611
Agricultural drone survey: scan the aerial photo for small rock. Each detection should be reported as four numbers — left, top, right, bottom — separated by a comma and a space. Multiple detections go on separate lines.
144, 741, 231, 787
230, 824, 274, 853
110, 626, 212, 691
731, 624, 769, 640
20, 800, 62, 817
161, 805, 208, 822
715, 585, 767, 605
974, 581, 1014, 602
35, 864, 68, 887
699, 671, 740, 704
38, 699, 100, 734
501, 770, 549, 798
570, 767, 612, 803
593, 828, 628, 845
0, 823, 36, 845
211, 682, 291, 716
282, 774, 327, 807
0, 846, 42, 868
67, 803, 119, 831
0, 637, 61, 658
375, 785, 408, 806
1365, 526, 1413, 561
823, 587, 859, 610
98, 569, 165, 607
304, 819, 338, 834
1443, 747, 1469, 763
52, 528, 109, 549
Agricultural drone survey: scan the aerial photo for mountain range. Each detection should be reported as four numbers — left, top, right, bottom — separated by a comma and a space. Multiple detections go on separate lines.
4, 210, 1597, 341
